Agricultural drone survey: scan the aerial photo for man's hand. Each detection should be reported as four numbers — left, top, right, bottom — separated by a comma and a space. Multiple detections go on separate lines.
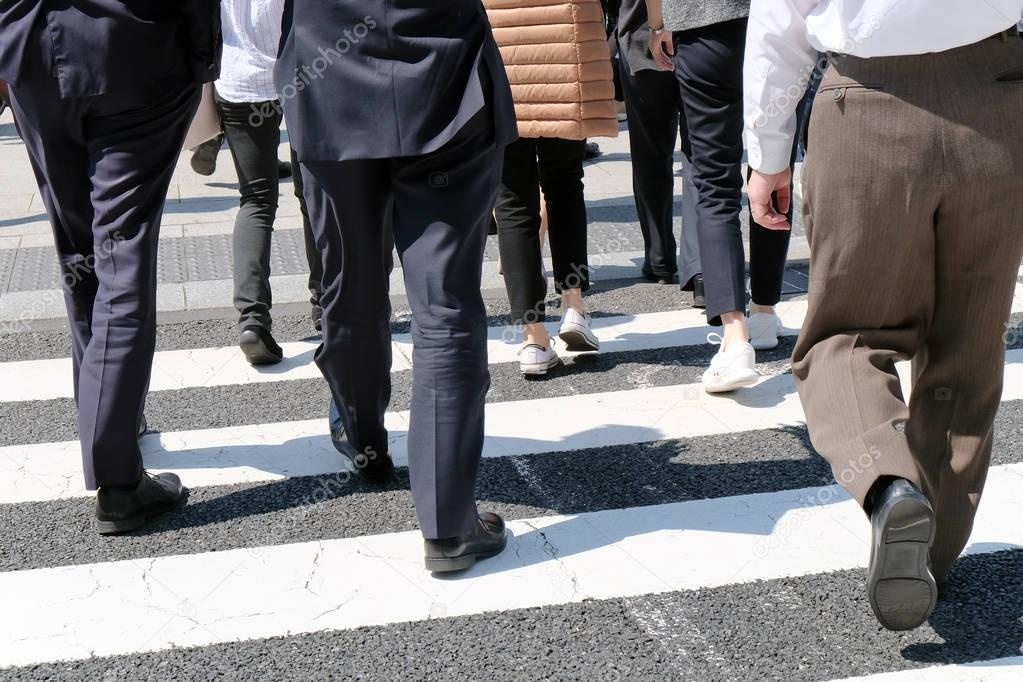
649, 29, 674, 71
748, 168, 793, 230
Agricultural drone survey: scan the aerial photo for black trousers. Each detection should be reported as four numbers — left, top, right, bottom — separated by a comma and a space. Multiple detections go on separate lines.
673, 17, 792, 324
290, 145, 323, 314
617, 50, 700, 283
217, 94, 282, 332
495, 136, 589, 325
299, 115, 501, 539
10, 74, 198, 490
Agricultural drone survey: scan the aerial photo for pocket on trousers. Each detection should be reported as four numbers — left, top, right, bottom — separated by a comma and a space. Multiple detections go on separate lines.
815, 82, 886, 102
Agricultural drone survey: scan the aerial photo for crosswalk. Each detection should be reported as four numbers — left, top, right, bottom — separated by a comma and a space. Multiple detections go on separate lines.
2, 279, 1023, 680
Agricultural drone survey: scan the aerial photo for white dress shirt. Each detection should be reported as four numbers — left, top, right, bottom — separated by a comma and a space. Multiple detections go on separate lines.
216, 0, 285, 104
744, 0, 1023, 173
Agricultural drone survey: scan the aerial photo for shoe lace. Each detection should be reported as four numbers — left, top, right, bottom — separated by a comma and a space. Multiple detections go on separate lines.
520, 338, 556, 354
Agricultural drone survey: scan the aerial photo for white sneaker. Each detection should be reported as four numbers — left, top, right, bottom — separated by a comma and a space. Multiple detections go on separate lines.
558, 309, 600, 352
748, 311, 783, 350
519, 341, 561, 376
702, 333, 759, 393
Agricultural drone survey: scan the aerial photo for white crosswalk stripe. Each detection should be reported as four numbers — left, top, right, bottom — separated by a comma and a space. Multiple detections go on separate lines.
4, 286, 1023, 402
7, 348, 1023, 505
3, 464, 1022, 668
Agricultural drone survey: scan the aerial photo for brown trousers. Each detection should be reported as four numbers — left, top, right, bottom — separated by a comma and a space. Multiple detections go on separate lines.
793, 33, 1023, 581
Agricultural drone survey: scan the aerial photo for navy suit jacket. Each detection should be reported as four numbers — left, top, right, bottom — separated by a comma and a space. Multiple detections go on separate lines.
276, 0, 517, 161
0, 1, 221, 97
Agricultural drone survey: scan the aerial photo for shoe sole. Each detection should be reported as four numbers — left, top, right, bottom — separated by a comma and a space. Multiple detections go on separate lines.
559, 325, 600, 353
425, 531, 508, 573
750, 337, 780, 351
96, 488, 189, 535
521, 356, 562, 376
642, 272, 678, 286
868, 494, 937, 630
240, 336, 283, 366
703, 370, 760, 394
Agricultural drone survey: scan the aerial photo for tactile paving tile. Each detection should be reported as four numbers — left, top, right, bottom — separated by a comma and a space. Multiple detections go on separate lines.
268, 228, 314, 277
184, 233, 234, 282
156, 237, 188, 284
8, 245, 59, 292
0, 248, 16, 294
585, 218, 650, 256
483, 205, 649, 262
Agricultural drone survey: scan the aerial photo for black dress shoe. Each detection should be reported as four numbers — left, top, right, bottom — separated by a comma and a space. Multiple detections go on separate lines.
96, 471, 187, 535
692, 274, 706, 308
867, 478, 937, 631
424, 512, 508, 573
190, 136, 221, 176
239, 326, 284, 365
641, 265, 678, 285
329, 399, 395, 483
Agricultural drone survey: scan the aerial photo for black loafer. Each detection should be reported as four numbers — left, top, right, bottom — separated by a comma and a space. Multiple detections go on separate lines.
867, 478, 937, 630
329, 399, 395, 484
424, 512, 508, 573
239, 326, 284, 365
190, 136, 221, 176
96, 471, 188, 535
692, 274, 706, 308
641, 266, 678, 286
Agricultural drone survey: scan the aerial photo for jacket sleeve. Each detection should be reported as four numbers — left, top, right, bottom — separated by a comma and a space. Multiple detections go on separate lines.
181, 0, 223, 83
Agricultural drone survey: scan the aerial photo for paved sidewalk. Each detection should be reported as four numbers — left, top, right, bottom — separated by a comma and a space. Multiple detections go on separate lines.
0, 109, 808, 324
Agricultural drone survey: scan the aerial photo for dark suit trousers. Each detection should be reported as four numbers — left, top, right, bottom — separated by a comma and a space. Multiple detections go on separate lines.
290, 145, 322, 311
792, 37, 1023, 580
617, 51, 700, 284
300, 117, 500, 539
10, 75, 198, 490
673, 17, 792, 324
